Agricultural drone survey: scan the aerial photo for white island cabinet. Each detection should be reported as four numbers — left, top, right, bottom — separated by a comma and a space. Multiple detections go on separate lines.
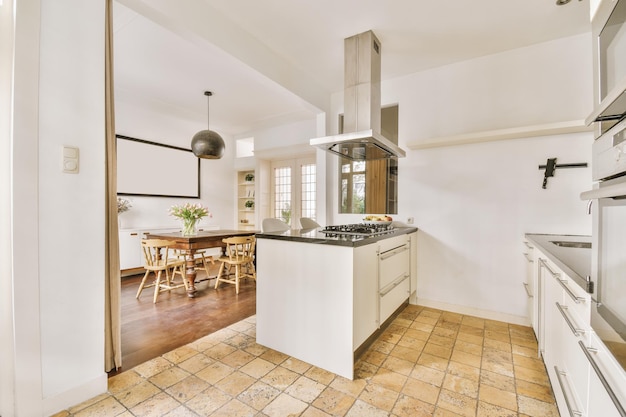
256, 228, 417, 380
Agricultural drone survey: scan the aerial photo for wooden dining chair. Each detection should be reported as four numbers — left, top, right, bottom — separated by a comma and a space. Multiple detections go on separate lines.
137, 239, 187, 303
174, 249, 215, 281
214, 236, 256, 294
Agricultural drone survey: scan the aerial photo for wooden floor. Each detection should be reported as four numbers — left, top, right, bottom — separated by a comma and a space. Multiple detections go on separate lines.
109, 264, 256, 377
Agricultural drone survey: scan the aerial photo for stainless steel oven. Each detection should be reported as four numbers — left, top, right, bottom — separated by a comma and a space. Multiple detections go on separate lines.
582, 117, 626, 370
587, 0, 626, 135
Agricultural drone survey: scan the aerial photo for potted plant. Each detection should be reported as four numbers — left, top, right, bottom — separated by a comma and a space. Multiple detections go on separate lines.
244, 200, 255, 209
245, 173, 255, 182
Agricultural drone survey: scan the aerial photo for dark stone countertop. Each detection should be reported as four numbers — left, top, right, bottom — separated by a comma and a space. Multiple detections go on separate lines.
525, 233, 592, 293
256, 226, 418, 248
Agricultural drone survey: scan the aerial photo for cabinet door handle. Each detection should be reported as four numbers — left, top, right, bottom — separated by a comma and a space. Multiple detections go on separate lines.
579, 341, 626, 417
556, 303, 585, 337
523, 282, 533, 298
554, 366, 584, 417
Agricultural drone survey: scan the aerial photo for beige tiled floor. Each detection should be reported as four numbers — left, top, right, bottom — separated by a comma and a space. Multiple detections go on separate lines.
53, 305, 559, 417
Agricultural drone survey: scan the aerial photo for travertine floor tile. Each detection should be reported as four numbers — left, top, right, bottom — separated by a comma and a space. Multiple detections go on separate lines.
411, 363, 446, 386
165, 374, 211, 402
345, 399, 391, 417
402, 376, 441, 404
370, 368, 407, 393
162, 345, 197, 364
516, 378, 556, 403
177, 352, 214, 374
478, 383, 518, 411
285, 375, 327, 403
148, 366, 190, 389
442, 373, 479, 398
517, 395, 559, 416
436, 389, 477, 417
72, 396, 126, 417
58, 308, 559, 417
239, 357, 277, 379
312, 387, 355, 415
392, 394, 436, 417
477, 401, 517, 417
480, 369, 516, 392
213, 370, 256, 396
237, 381, 281, 410
358, 383, 400, 411
128, 392, 179, 416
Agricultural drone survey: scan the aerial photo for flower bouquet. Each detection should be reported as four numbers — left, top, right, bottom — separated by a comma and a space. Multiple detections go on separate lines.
117, 197, 132, 214
169, 203, 212, 236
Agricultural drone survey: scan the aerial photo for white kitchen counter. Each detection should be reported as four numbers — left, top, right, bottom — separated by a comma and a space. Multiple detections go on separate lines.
525, 233, 592, 293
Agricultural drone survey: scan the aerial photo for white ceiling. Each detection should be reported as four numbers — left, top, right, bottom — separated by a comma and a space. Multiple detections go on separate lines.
113, 0, 591, 137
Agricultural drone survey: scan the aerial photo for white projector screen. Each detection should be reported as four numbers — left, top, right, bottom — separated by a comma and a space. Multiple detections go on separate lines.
117, 135, 200, 198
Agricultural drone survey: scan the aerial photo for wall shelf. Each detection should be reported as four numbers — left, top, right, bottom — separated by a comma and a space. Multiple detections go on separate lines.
406, 119, 593, 150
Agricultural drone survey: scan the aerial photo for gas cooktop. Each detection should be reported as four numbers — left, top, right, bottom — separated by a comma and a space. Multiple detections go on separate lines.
320, 223, 395, 237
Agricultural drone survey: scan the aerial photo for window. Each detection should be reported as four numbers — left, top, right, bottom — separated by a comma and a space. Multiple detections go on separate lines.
340, 160, 365, 213
301, 163, 316, 220
271, 157, 316, 226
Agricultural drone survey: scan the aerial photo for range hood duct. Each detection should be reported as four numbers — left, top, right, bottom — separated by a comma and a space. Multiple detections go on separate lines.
310, 30, 406, 161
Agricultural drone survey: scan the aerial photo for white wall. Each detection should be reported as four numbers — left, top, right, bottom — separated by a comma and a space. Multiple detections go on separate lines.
114, 101, 237, 230
319, 33, 594, 323
7, 0, 108, 415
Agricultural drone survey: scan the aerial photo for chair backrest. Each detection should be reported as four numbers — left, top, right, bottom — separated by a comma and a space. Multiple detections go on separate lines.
299, 217, 321, 228
222, 236, 255, 263
141, 239, 173, 268
262, 218, 290, 232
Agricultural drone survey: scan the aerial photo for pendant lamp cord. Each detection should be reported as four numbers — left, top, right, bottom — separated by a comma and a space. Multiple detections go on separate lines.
205, 91, 212, 130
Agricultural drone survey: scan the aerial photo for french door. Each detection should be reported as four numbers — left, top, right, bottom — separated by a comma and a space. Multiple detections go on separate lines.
270, 157, 316, 227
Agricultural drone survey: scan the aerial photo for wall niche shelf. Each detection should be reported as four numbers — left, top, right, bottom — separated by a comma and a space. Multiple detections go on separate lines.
407, 120, 593, 150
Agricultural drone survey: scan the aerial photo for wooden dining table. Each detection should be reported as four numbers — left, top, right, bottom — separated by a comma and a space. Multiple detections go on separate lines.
145, 229, 258, 298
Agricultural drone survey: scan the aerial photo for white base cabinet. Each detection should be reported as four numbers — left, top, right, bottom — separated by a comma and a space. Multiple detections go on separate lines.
119, 226, 219, 271
526, 235, 626, 417
256, 232, 416, 380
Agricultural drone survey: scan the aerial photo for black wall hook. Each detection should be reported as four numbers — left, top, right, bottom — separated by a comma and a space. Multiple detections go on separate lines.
538, 158, 588, 189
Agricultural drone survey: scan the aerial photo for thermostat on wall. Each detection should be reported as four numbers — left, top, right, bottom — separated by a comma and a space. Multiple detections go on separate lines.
62, 146, 79, 174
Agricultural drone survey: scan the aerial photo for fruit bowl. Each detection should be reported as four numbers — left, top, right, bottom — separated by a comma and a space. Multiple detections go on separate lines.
363, 220, 392, 226
363, 216, 393, 226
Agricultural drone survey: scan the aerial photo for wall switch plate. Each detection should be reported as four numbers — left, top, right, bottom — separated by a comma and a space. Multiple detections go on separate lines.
407, 217, 414, 224
62, 146, 79, 174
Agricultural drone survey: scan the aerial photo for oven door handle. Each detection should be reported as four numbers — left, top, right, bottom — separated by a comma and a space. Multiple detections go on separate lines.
581, 181, 626, 200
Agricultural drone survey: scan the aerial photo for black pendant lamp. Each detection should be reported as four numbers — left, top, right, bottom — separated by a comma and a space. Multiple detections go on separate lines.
191, 91, 225, 159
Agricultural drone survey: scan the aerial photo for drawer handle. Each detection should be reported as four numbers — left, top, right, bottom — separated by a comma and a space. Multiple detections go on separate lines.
539, 258, 585, 304
579, 341, 626, 417
523, 252, 534, 263
556, 303, 585, 337
523, 282, 533, 298
380, 245, 409, 260
554, 366, 584, 417
130, 232, 138, 236
380, 274, 409, 296
556, 277, 586, 304
523, 241, 534, 250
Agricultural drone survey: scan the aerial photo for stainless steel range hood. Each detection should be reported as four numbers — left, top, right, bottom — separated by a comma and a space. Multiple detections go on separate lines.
310, 30, 406, 161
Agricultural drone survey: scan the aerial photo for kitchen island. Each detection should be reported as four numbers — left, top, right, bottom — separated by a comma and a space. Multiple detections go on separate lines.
255, 226, 418, 379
